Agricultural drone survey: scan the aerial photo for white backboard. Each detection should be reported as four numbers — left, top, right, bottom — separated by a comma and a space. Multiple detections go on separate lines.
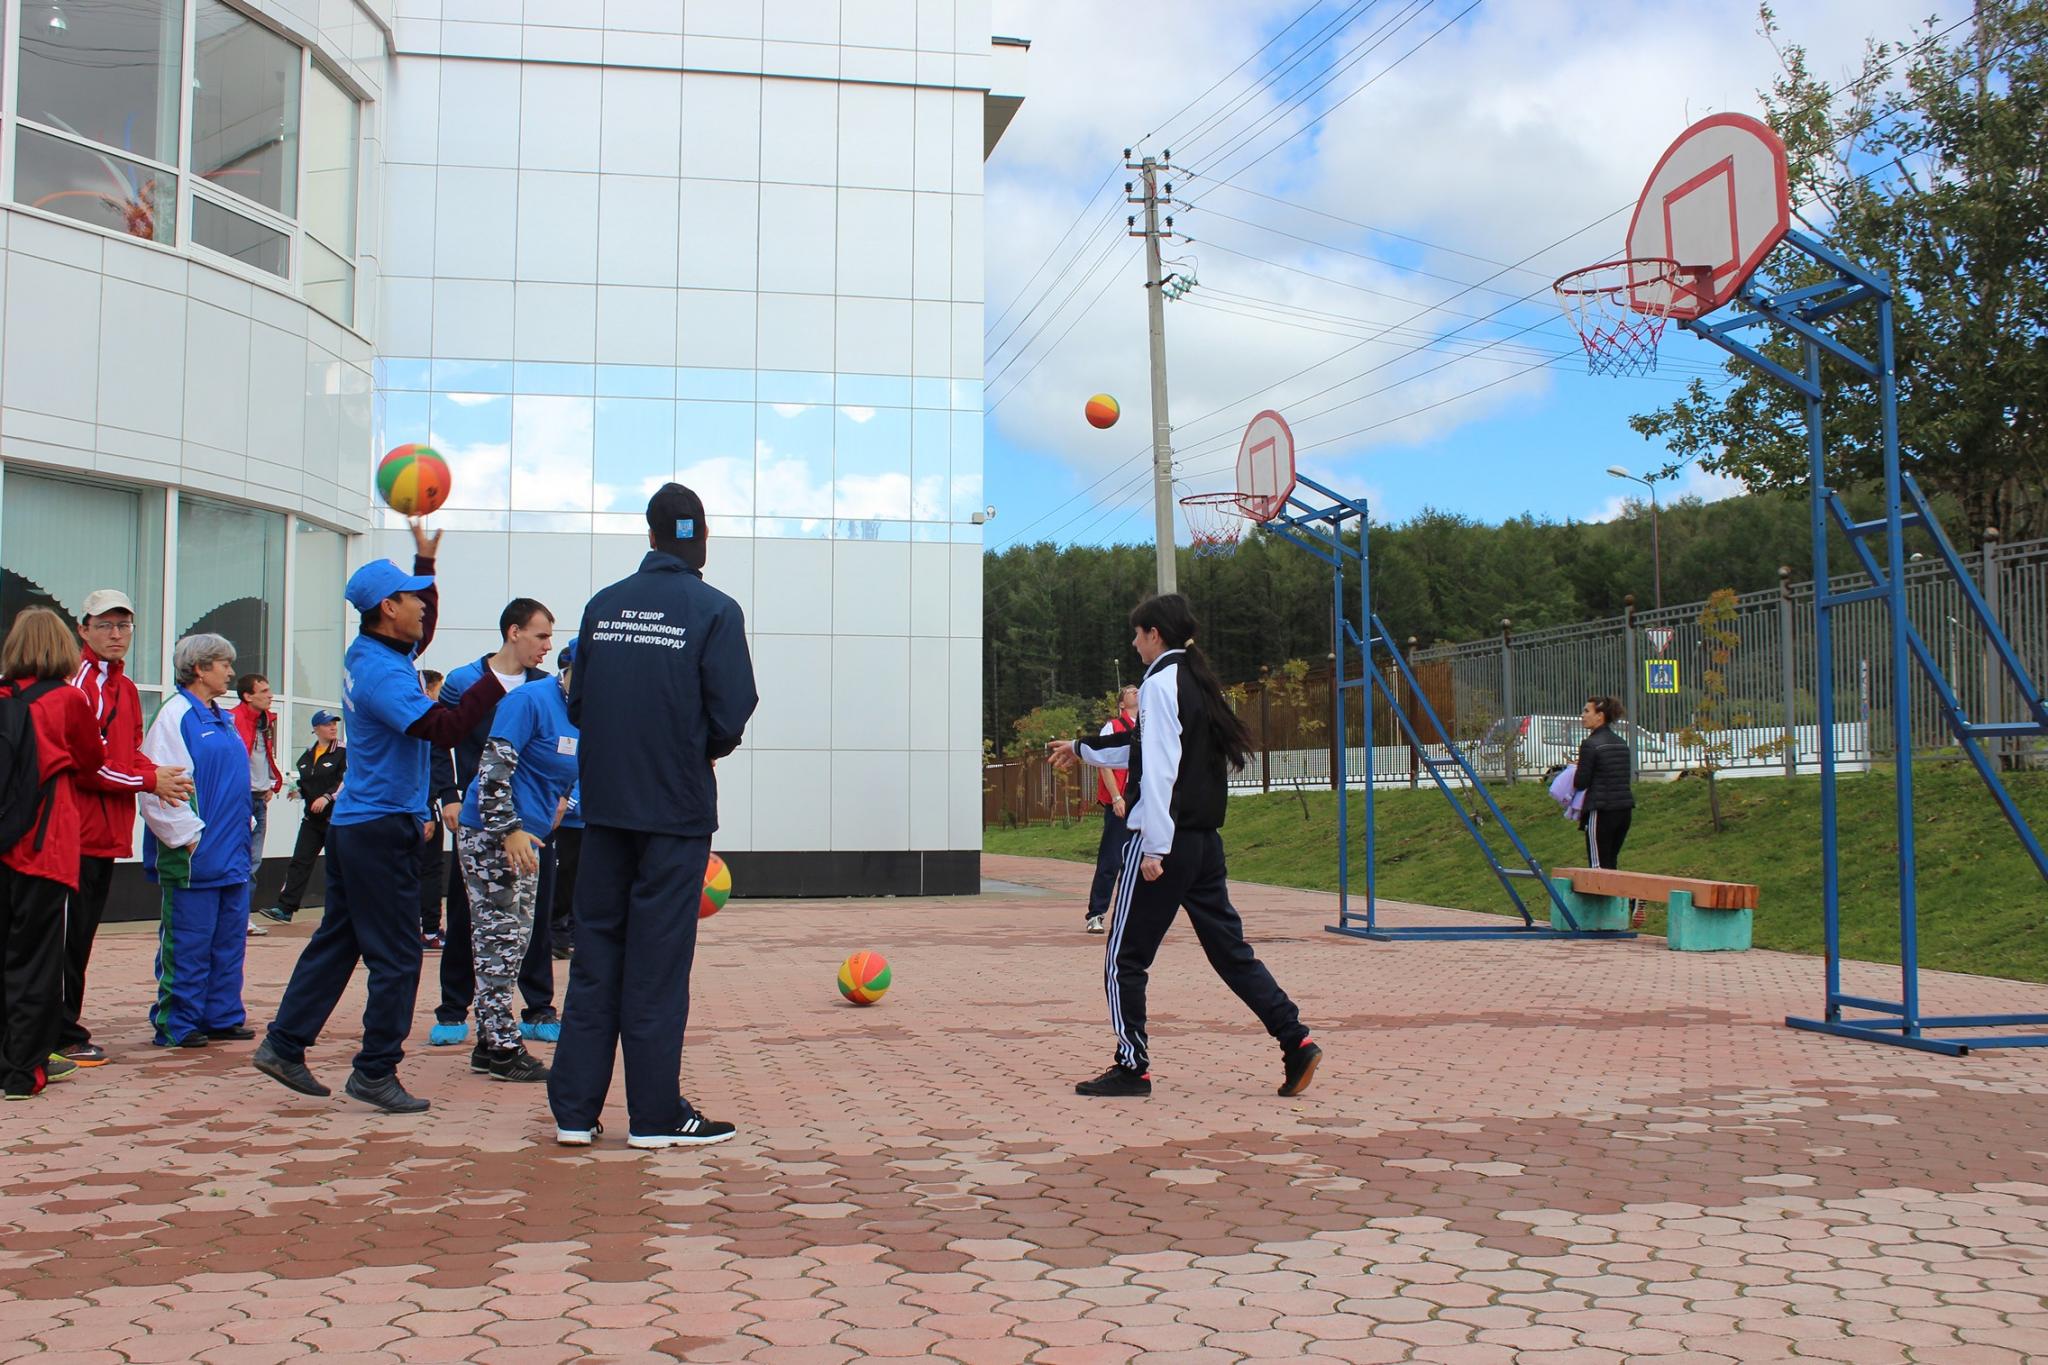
1236, 410, 1297, 522
1625, 113, 1790, 320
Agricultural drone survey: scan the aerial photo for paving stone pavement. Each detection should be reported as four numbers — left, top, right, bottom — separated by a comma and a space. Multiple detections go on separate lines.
4, 853, 2048, 1362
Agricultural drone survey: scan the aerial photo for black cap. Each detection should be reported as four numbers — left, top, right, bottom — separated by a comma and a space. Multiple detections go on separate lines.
646, 482, 708, 568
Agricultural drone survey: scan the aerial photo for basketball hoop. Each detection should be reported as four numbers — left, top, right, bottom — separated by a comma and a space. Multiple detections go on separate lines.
1180, 491, 1263, 556
1552, 256, 1711, 377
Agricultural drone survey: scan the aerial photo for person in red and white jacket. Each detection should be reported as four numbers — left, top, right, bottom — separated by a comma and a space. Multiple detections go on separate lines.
62, 591, 194, 1066
2, 608, 108, 1099
1082, 686, 1138, 935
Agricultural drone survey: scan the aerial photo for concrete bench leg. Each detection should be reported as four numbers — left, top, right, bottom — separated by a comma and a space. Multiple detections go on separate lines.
1665, 890, 1752, 952
1547, 877, 1629, 932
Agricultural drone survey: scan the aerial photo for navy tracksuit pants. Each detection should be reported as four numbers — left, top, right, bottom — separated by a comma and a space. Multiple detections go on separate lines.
548, 826, 708, 1135
436, 836, 555, 1024
1103, 826, 1308, 1074
266, 814, 425, 1079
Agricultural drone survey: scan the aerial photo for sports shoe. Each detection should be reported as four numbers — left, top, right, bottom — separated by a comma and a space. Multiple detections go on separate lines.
246, 917, 269, 936
257, 906, 293, 924
483, 1047, 550, 1083
43, 1054, 79, 1083
344, 1070, 430, 1114
174, 1033, 210, 1049
59, 1043, 108, 1066
420, 931, 446, 951
556, 1120, 603, 1147
1075, 1064, 1151, 1097
1279, 1039, 1323, 1097
428, 1021, 469, 1046
1629, 901, 1648, 930
207, 1025, 256, 1041
252, 1039, 331, 1097
469, 1041, 493, 1075
627, 1115, 737, 1149
520, 1014, 562, 1043
4, 1067, 44, 1100
551, 942, 572, 960
1085, 915, 1106, 934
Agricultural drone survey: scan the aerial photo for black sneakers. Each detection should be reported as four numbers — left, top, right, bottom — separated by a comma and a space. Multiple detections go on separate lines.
481, 1046, 550, 1083
626, 1115, 738, 1149
1280, 1040, 1323, 1097
344, 1070, 430, 1114
252, 1040, 331, 1097
1075, 1064, 1152, 1097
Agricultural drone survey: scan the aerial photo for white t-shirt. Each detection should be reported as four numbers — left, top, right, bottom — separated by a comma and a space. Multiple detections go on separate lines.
491, 666, 527, 694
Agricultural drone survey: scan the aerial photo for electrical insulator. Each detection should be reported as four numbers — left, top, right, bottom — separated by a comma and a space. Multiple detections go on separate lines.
1164, 183, 1172, 196
1165, 217, 1173, 229
1127, 216, 1135, 228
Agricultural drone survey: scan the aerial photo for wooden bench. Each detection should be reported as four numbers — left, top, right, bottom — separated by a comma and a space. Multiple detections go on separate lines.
1549, 868, 1759, 952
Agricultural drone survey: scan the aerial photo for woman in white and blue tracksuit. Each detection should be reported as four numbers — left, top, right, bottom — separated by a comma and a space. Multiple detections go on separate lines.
138, 634, 256, 1048
1054, 594, 1321, 1100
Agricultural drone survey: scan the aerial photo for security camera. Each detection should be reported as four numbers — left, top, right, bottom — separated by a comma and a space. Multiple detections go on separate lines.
970, 504, 997, 524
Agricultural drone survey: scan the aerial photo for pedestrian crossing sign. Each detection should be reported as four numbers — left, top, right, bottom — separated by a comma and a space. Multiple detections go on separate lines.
1645, 659, 1680, 694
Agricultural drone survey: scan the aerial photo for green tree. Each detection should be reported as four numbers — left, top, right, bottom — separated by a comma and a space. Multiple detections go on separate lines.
1630, 3, 2048, 540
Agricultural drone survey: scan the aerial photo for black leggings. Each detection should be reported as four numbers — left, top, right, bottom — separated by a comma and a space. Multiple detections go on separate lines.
1581, 806, 1632, 869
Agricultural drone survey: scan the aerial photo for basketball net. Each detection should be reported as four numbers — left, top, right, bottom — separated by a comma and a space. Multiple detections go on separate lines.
1180, 491, 1263, 556
1552, 257, 1709, 377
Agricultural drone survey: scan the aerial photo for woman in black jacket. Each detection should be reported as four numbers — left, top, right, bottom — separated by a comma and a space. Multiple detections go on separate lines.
1572, 695, 1636, 873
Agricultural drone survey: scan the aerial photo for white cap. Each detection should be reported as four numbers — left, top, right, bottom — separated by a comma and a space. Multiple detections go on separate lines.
81, 589, 135, 618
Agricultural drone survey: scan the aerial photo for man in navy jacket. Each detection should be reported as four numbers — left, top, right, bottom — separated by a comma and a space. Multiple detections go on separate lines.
549, 483, 757, 1150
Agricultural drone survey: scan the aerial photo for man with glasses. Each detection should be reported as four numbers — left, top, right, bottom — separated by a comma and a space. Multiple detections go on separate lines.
63, 590, 194, 1066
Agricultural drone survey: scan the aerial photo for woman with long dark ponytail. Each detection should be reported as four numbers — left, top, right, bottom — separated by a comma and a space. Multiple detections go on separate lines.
1050, 593, 1321, 1099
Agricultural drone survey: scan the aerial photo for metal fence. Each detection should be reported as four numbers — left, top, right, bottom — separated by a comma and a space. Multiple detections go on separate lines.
982, 535, 2046, 825
1411, 533, 2048, 779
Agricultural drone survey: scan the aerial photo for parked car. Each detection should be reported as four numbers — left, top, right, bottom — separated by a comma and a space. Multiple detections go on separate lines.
1468, 714, 1679, 782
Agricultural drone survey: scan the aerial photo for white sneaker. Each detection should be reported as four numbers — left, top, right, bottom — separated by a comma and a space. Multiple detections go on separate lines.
627, 1115, 737, 1149
1086, 915, 1106, 934
247, 917, 269, 936
555, 1121, 602, 1147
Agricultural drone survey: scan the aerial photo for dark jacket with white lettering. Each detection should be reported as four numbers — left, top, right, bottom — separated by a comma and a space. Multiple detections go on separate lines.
570, 551, 758, 836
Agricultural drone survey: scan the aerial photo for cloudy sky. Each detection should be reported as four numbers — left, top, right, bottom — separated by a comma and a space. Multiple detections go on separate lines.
980, 0, 1969, 550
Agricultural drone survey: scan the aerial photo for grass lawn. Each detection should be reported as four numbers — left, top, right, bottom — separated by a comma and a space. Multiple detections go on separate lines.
985, 763, 2048, 983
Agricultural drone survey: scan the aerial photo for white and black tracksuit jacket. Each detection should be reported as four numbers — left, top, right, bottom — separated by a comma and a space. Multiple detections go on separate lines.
1072, 649, 1229, 856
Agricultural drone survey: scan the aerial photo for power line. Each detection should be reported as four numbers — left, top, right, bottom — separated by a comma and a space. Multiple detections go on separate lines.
1170, 1, 1385, 159
986, 241, 1141, 412
1152, 0, 1374, 155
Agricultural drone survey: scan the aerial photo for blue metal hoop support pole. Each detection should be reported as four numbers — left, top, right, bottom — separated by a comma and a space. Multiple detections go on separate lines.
1680, 227, 2048, 1054
1248, 472, 1628, 944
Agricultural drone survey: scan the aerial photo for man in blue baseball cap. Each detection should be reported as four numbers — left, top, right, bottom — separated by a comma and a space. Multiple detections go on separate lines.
254, 522, 516, 1113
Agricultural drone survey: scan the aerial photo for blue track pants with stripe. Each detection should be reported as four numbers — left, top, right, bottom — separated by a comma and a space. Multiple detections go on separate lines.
152, 882, 250, 1045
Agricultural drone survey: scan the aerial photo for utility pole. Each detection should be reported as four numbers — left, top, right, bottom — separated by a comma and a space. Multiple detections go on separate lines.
1128, 150, 1181, 595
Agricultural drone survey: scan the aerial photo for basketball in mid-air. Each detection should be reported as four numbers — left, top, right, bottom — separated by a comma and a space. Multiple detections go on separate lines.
837, 950, 891, 1005
376, 444, 451, 517
700, 852, 732, 918
1085, 394, 1120, 429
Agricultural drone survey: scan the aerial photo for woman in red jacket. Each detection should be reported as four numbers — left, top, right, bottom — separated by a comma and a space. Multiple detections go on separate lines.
1, 608, 107, 1099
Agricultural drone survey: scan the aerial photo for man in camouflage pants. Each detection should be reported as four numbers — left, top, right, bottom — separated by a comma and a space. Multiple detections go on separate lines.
453, 651, 579, 1083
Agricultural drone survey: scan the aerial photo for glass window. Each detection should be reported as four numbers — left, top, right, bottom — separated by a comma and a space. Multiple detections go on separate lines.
192, 196, 288, 275
301, 63, 358, 254
16, 0, 182, 165
12, 125, 177, 242
676, 400, 755, 518
290, 521, 344, 702
510, 395, 594, 512
949, 410, 984, 522
755, 402, 832, 519
911, 408, 948, 522
300, 235, 354, 326
175, 494, 284, 683
429, 391, 511, 510
835, 405, 910, 521
594, 398, 675, 514
0, 468, 165, 685
192, 0, 300, 216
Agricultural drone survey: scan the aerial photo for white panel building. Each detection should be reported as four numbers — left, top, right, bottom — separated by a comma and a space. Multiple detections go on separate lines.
0, 0, 1022, 911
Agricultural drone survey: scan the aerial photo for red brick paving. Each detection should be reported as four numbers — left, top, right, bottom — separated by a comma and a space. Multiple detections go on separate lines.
4, 853, 2048, 1361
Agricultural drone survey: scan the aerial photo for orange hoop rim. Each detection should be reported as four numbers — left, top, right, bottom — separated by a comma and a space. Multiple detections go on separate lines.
1552, 255, 1713, 316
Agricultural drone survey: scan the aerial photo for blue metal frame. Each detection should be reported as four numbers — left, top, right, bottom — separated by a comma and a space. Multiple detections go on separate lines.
1679, 228, 2048, 1055
1252, 473, 1634, 943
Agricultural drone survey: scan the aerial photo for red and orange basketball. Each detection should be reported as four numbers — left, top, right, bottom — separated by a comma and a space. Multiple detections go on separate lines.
837, 950, 891, 1005
1084, 393, 1120, 429
700, 852, 732, 918
376, 443, 451, 517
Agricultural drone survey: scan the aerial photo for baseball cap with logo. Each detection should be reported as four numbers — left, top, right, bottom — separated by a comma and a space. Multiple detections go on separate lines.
311, 709, 339, 727
81, 589, 135, 619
